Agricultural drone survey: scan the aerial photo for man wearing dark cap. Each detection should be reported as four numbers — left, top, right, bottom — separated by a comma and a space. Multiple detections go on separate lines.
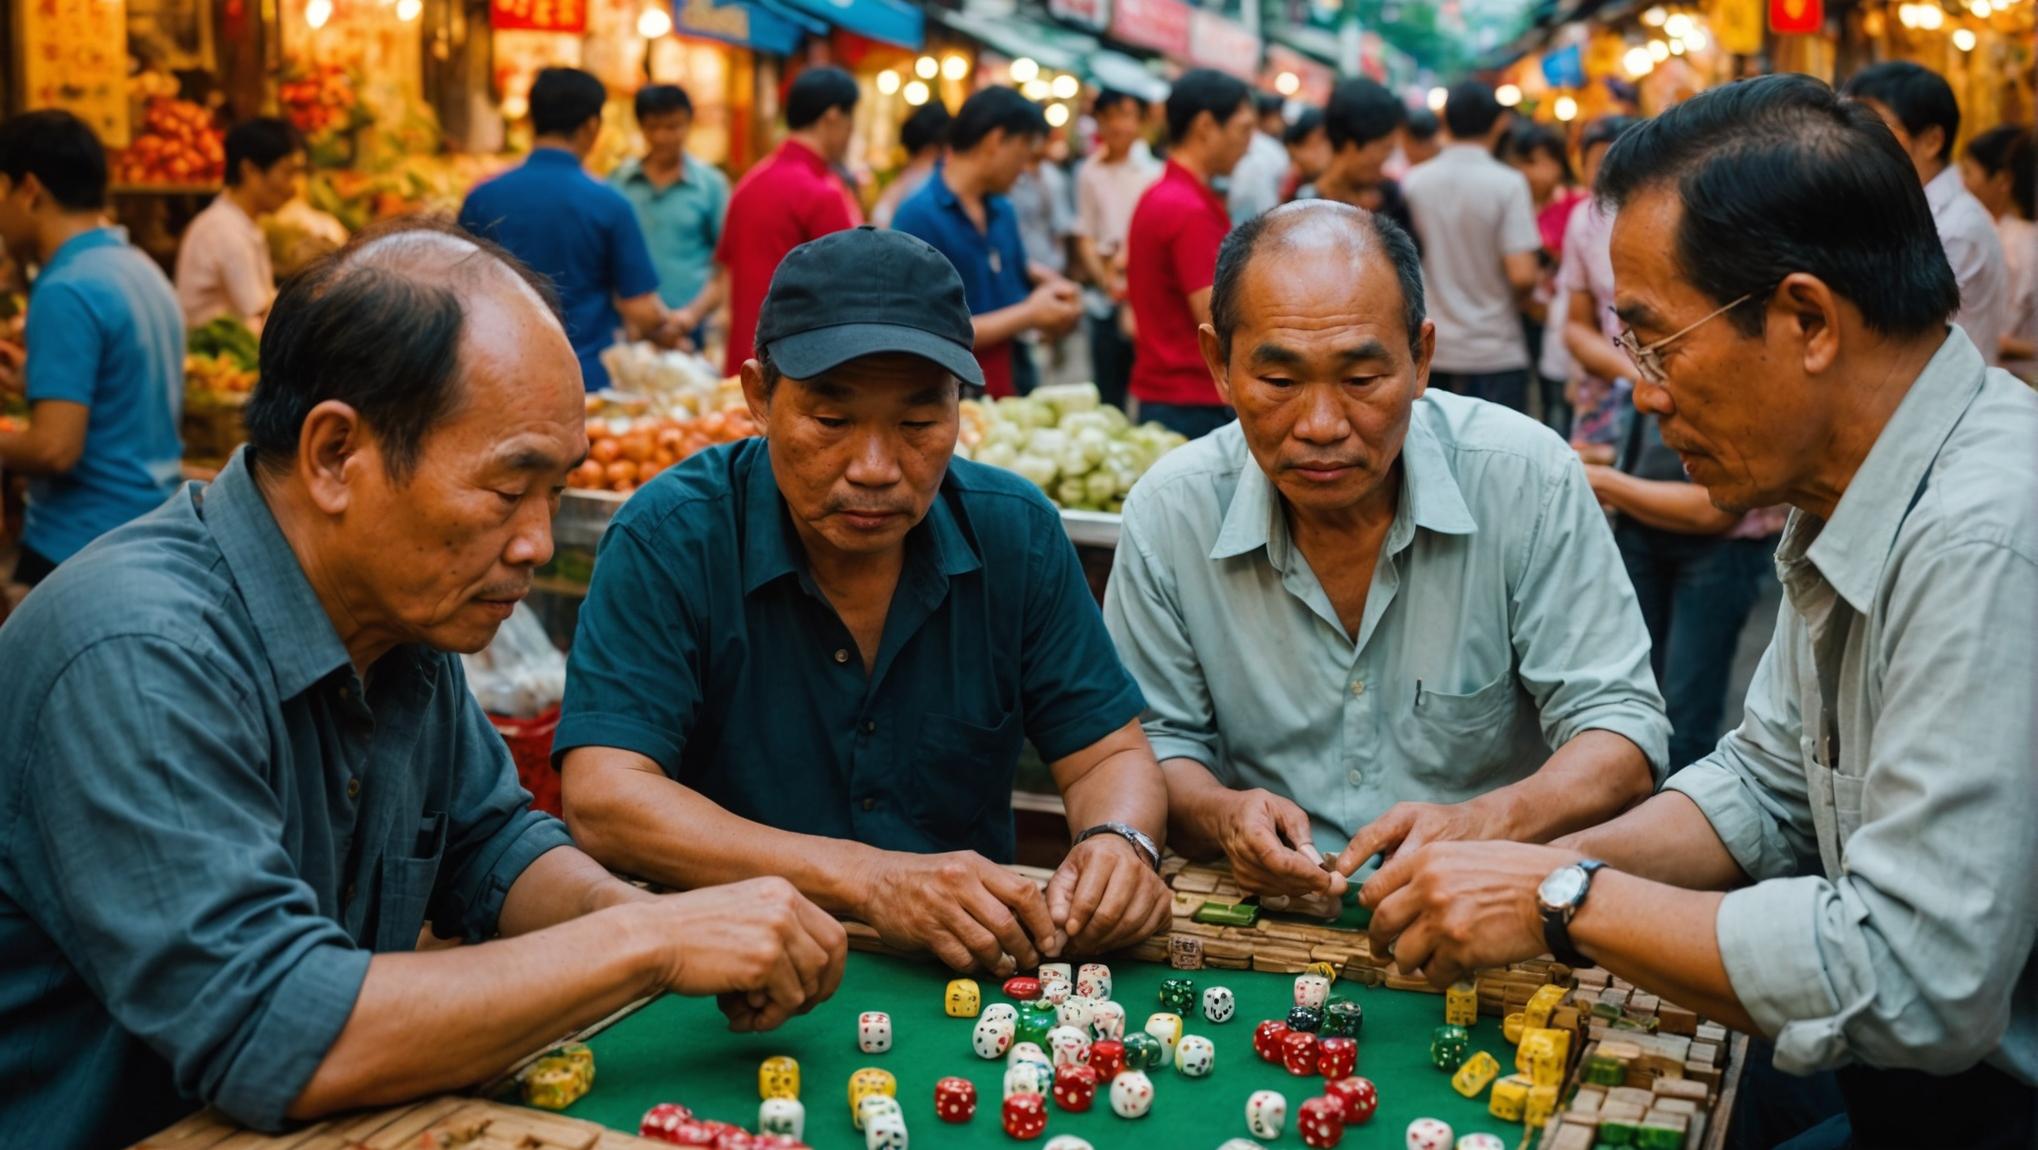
558, 227, 1173, 975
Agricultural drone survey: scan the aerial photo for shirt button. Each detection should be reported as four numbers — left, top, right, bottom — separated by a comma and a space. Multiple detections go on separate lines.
861, 798, 877, 811
1347, 769, 1363, 786
1349, 680, 1366, 697
337, 685, 352, 702
834, 649, 849, 664
345, 777, 361, 801
864, 720, 876, 734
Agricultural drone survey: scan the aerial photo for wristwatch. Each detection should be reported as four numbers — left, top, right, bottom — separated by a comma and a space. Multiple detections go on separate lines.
1537, 859, 1607, 968
1074, 822, 1161, 872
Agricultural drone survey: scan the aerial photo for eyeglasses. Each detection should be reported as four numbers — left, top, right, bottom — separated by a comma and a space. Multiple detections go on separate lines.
1613, 289, 1763, 385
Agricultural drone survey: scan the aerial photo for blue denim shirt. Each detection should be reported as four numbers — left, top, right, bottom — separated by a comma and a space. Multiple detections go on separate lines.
0, 450, 572, 1147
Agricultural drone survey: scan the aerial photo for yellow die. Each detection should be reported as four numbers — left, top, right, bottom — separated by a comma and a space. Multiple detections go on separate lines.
1451, 1050, 1501, 1098
1523, 983, 1566, 1030
847, 1066, 897, 1118
521, 1057, 590, 1110
1502, 1011, 1527, 1045
946, 978, 983, 1018
1524, 1083, 1561, 1127
1304, 961, 1339, 982
1489, 1073, 1533, 1121
1143, 1011, 1184, 1050
1515, 1026, 1572, 1087
758, 1055, 800, 1101
544, 1042, 595, 1087
1445, 981, 1479, 1026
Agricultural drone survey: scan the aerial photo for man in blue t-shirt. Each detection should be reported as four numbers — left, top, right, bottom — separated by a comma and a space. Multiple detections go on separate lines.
0, 110, 183, 589
459, 68, 684, 390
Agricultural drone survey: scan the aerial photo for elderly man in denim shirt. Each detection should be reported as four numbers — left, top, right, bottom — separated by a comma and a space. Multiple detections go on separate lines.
0, 220, 845, 1149
1364, 77, 2037, 1150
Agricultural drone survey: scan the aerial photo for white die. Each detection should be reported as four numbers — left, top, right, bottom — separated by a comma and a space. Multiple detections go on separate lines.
1406, 1117, 1455, 1150
1089, 1000, 1127, 1041
1004, 1061, 1052, 1100
1294, 973, 1331, 1010
1144, 1011, 1183, 1052
1047, 1025, 1092, 1067
1076, 962, 1113, 1000
857, 1010, 892, 1054
972, 1014, 1016, 1059
1173, 1034, 1215, 1077
1109, 1069, 1155, 1118
981, 1002, 1019, 1025
1217, 1141, 1262, 1150
856, 1095, 902, 1132
1038, 961, 1073, 985
864, 1110, 909, 1150
1201, 985, 1236, 1024
1246, 1089, 1288, 1138
1042, 1137, 1095, 1150
1007, 1041, 1048, 1066
758, 1097, 804, 1139
1041, 977, 1073, 1005
1456, 1136, 1507, 1150
1057, 995, 1098, 1031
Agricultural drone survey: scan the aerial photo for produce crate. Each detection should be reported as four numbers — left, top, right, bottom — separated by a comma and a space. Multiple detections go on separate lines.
180, 394, 248, 465
490, 705, 563, 816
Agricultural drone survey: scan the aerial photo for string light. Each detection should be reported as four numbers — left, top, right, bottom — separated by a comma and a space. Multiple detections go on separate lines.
305, 0, 333, 30
1624, 46, 1656, 76
396, 0, 421, 18
1022, 77, 1052, 101
903, 80, 930, 106
1426, 86, 1448, 112
1496, 83, 1523, 106
635, 3, 672, 38
1050, 74, 1080, 100
1276, 72, 1301, 96
1664, 12, 1695, 36
877, 69, 901, 96
942, 55, 970, 81
1642, 5, 1668, 25
1010, 58, 1040, 83
1952, 26, 1978, 48
915, 56, 939, 80
1685, 28, 1709, 49
1045, 103, 1070, 128
1554, 95, 1579, 121
1649, 39, 1671, 61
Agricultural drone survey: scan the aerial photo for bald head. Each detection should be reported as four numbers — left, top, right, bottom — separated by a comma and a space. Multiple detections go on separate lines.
1209, 200, 1426, 362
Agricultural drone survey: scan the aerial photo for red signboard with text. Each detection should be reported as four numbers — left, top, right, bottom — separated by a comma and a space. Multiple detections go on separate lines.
1190, 10, 1262, 79
1109, 0, 1192, 59
1767, 0, 1822, 35
491, 0, 589, 34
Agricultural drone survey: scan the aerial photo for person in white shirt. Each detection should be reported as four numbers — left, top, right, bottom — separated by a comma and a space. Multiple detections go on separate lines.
1226, 92, 1290, 224
1401, 82, 1542, 412
1961, 125, 2038, 379
1074, 90, 1161, 410
1845, 62, 2010, 367
174, 118, 304, 330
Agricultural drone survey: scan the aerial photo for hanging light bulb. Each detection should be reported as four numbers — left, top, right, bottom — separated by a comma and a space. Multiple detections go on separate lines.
1426, 86, 1448, 112
915, 56, 939, 79
396, 0, 421, 18
1045, 103, 1071, 128
1010, 58, 1040, 84
1649, 39, 1671, 61
1050, 74, 1080, 100
1276, 72, 1302, 97
1952, 26, 1978, 48
903, 80, 930, 106
1918, 3, 1946, 27
1496, 83, 1523, 106
305, 0, 333, 30
1669, 37, 1686, 54
1642, 5, 1668, 25
1624, 46, 1656, 76
636, 3, 672, 38
1685, 28, 1709, 49
1664, 12, 1695, 37
877, 69, 901, 96
1554, 95, 1579, 121
942, 55, 970, 81
1022, 77, 1052, 101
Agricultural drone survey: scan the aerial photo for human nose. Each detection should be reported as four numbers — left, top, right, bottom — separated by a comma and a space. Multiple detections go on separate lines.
503, 499, 555, 568
1291, 385, 1351, 444
843, 428, 904, 488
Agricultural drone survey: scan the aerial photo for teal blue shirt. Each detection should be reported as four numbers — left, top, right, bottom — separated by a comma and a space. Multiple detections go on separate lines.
1103, 394, 1670, 856
608, 154, 729, 310
556, 438, 1144, 862
22, 227, 184, 563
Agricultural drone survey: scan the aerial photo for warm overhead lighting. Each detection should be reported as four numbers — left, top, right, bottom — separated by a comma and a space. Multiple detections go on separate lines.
1896, 2, 1917, 26
1022, 77, 1052, 101
903, 80, 931, 106
1663, 11, 1695, 37
1553, 95, 1579, 121
396, 0, 421, 18
1642, 4, 1668, 24
305, 0, 333, 29
1918, 3, 1946, 27
1050, 73, 1080, 100
1045, 103, 1070, 128
1952, 26, 1978, 48
942, 54, 970, 81
503, 94, 529, 120
636, 4, 672, 38
877, 69, 901, 95
1623, 46, 1655, 76
1275, 71, 1302, 96
1969, 0, 1991, 14
1426, 86, 1448, 112
915, 56, 939, 79
1495, 83, 1523, 106
1649, 39, 1671, 60
1684, 28, 1709, 49
1010, 57, 1040, 84
1669, 37, 1686, 54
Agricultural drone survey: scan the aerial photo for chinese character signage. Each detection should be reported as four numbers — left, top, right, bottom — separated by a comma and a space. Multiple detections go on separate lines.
1190, 10, 1261, 79
20, 0, 132, 146
1109, 0, 1190, 58
491, 0, 589, 34
1768, 0, 1821, 35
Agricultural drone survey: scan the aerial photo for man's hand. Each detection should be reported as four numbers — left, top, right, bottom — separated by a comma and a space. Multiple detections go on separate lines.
1043, 835, 1171, 956
1027, 281, 1083, 337
1338, 799, 1518, 899
1363, 840, 1580, 988
1211, 789, 1343, 899
856, 850, 1062, 975
636, 877, 848, 1032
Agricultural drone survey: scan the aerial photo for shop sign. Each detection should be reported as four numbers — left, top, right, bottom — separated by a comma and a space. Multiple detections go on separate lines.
490, 0, 590, 34
19, 0, 132, 146
1109, 0, 1191, 58
1768, 0, 1822, 34
1049, 0, 1111, 32
1189, 9, 1262, 78
1713, 0, 1765, 52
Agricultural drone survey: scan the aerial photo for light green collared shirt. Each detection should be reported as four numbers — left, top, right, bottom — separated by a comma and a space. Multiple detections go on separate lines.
609, 153, 729, 310
1663, 329, 2038, 1083
1104, 392, 1670, 857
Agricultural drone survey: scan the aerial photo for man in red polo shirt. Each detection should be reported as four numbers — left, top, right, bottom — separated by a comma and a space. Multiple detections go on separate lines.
698, 67, 862, 377
1125, 69, 1256, 439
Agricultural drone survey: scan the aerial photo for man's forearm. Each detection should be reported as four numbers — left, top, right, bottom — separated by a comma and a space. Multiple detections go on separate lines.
1479, 729, 1653, 842
973, 301, 1039, 348
1158, 756, 1233, 860
1554, 789, 1751, 890
1059, 750, 1168, 847
1074, 238, 1112, 290
495, 843, 655, 938
1592, 469, 1739, 535
680, 268, 727, 326
1568, 870, 1757, 1033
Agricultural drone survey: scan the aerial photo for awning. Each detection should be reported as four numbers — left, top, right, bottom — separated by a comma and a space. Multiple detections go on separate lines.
1085, 49, 1171, 103
674, 0, 821, 55
773, 0, 924, 49
930, 3, 1099, 74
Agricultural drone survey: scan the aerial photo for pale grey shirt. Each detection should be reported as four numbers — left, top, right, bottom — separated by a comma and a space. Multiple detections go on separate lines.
1403, 144, 1543, 374
1104, 393, 1670, 857
1664, 329, 2038, 1084
1926, 164, 2011, 369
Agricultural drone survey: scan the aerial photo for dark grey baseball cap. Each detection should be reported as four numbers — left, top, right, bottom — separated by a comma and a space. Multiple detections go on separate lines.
754, 226, 984, 387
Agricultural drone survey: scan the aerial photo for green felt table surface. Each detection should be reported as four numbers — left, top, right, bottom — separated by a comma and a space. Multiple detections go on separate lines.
523, 950, 1521, 1148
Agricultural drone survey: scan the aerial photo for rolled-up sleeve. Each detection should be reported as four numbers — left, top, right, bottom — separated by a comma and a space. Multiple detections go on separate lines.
14, 637, 370, 1131
1509, 456, 1671, 778
1102, 496, 1219, 773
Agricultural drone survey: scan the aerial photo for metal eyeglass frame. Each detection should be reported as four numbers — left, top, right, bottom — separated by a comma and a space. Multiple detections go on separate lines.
1613, 288, 1765, 384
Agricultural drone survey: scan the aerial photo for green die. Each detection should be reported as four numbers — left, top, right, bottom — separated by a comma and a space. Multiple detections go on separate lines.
1429, 1024, 1470, 1070
1017, 1005, 1057, 1047
1583, 1053, 1627, 1086
1121, 1030, 1165, 1071
1321, 999, 1364, 1038
1158, 977, 1197, 1013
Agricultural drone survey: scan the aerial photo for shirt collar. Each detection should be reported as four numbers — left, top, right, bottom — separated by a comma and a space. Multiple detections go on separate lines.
616, 155, 696, 187
1163, 159, 1228, 218
202, 449, 355, 699
42, 226, 127, 273
929, 164, 1009, 225
527, 146, 583, 168
740, 446, 982, 596
1796, 328, 1987, 613
780, 138, 831, 175
1923, 163, 1965, 215
1210, 412, 1478, 562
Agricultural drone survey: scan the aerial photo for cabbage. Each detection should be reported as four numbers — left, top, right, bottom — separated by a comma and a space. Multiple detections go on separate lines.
1027, 428, 1071, 459
977, 441, 1019, 470
1084, 470, 1119, 505
1056, 477, 1089, 507
1033, 382, 1101, 416
1011, 454, 1059, 490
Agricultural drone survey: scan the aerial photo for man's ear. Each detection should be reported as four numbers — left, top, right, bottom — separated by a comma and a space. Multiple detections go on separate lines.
740, 359, 772, 434
297, 400, 371, 515
1198, 323, 1234, 408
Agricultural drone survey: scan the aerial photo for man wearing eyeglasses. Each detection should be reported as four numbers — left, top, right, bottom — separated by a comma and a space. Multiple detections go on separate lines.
1360, 76, 2037, 1150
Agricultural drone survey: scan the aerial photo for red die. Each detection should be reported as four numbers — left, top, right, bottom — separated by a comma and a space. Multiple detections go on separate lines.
1316, 1035, 1357, 1079
711, 1131, 757, 1150
1282, 1030, 1322, 1076
1002, 1092, 1048, 1139
1087, 1038, 1126, 1081
1299, 1096, 1346, 1148
1325, 1076, 1379, 1125
935, 1075, 978, 1123
1003, 976, 1043, 1001
752, 1139, 807, 1150
650, 1121, 721, 1147
1052, 1063, 1099, 1112
640, 1103, 696, 1141
1253, 1019, 1292, 1063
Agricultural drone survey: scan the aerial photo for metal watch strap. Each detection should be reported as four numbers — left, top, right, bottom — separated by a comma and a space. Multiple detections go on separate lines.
1074, 822, 1161, 872
1542, 859, 1606, 968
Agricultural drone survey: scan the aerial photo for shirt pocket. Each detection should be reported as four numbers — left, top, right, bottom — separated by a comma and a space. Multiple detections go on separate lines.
1390, 669, 1524, 794
370, 811, 447, 952
904, 710, 1024, 847
1800, 735, 1865, 875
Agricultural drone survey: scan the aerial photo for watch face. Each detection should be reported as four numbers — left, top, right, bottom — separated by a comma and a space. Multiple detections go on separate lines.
1538, 866, 1588, 908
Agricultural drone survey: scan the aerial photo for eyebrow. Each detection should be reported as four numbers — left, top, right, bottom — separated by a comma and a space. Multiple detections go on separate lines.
904, 383, 953, 407
798, 377, 856, 402
492, 444, 579, 474
1247, 338, 1395, 369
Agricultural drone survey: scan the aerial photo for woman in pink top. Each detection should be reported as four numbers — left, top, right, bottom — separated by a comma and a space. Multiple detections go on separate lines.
1502, 123, 1588, 437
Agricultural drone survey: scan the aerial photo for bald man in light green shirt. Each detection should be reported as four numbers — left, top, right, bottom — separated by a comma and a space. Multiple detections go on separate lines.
1103, 200, 1670, 900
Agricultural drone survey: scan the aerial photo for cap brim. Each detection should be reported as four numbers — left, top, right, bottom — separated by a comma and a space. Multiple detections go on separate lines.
767, 323, 985, 389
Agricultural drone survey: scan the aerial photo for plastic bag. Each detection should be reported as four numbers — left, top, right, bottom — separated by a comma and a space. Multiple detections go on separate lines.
459, 602, 567, 718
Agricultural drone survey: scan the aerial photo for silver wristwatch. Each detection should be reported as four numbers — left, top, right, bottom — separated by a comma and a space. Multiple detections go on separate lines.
1073, 822, 1161, 872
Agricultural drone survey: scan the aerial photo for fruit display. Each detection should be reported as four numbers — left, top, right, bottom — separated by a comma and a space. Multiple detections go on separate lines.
187, 317, 259, 372
958, 383, 1188, 512
280, 64, 372, 167
185, 354, 257, 400
569, 404, 760, 495
114, 100, 225, 187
